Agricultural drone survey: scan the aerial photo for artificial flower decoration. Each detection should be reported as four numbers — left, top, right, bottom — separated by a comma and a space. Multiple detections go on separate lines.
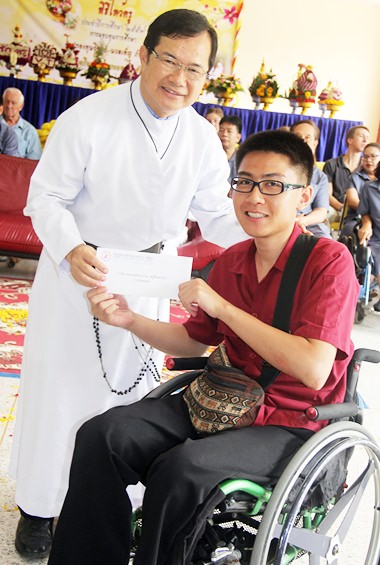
249, 60, 279, 110
205, 74, 244, 105
29, 41, 58, 81
83, 42, 111, 89
318, 81, 344, 118
288, 64, 318, 114
56, 38, 80, 73
56, 36, 81, 84
0, 24, 30, 78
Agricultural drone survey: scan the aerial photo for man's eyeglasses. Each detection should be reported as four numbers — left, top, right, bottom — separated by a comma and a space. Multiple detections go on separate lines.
149, 48, 208, 81
230, 177, 305, 196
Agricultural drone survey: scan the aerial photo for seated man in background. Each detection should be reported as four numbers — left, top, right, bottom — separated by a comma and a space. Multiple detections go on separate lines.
218, 114, 242, 182
204, 106, 224, 132
358, 161, 380, 312
0, 94, 19, 156
341, 143, 380, 236
290, 119, 331, 238
323, 125, 370, 222
1, 87, 42, 160
47, 130, 358, 565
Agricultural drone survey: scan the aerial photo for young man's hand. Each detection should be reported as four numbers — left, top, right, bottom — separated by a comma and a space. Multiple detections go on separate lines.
87, 287, 133, 329
179, 278, 228, 320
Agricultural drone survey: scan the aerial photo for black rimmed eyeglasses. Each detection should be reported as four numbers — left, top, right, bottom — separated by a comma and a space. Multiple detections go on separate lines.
149, 48, 208, 81
230, 177, 305, 196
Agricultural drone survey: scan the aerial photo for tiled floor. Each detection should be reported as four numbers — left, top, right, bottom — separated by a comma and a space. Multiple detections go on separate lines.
0, 258, 379, 564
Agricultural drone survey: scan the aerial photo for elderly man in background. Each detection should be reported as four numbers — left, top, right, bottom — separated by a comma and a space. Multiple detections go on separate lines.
0, 94, 19, 156
1, 87, 42, 159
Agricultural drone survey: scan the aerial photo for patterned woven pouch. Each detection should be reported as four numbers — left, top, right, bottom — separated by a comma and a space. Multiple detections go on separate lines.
183, 343, 264, 435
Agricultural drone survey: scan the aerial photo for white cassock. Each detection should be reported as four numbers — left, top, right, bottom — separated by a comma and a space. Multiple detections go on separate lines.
10, 78, 247, 517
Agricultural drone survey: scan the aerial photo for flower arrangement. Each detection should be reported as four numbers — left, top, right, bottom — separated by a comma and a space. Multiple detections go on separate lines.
83, 42, 111, 89
318, 81, 344, 115
56, 39, 80, 73
249, 60, 279, 110
0, 25, 30, 78
56, 37, 81, 85
29, 41, 58, 81
205, 74, 244, 97
288, 64, 318, 114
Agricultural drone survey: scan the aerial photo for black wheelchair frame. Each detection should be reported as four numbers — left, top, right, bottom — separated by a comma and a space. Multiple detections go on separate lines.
131, 348, 380, 565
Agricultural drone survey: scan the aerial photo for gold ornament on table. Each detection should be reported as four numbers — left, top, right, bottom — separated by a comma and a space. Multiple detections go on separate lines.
249, 60, 279, 111
204, 74, 244, 106
318, 81, 344, 118
0, 25, 30, 77
30, 41, 58, 81
287, 64, 318, 115
56, 36, 81, 86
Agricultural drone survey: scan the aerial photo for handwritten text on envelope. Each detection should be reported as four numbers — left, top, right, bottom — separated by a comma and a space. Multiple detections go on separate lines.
96, 248, 193, 299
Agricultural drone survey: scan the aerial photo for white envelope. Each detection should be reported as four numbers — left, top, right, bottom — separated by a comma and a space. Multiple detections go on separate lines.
96, 247, 193, 299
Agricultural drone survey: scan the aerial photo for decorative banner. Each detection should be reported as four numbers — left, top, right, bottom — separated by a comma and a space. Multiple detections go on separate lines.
1, 0, 242, 87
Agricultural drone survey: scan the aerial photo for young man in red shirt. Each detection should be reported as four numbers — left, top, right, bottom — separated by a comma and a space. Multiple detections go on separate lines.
47, 130, 359, 565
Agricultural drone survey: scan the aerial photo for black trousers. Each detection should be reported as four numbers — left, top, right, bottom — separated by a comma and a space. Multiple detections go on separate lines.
48, 394, 311, 565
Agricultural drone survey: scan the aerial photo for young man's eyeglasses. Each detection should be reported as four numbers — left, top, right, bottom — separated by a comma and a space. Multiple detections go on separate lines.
230, 177, 305, 196
149, 48, 208, 81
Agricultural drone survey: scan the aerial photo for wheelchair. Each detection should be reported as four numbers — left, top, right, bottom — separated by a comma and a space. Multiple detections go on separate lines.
338, 222, 373, 324
131, 348, 380, 565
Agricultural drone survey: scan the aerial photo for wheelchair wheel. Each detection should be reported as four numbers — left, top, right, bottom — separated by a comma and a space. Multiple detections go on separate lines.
251, 421, 380, 564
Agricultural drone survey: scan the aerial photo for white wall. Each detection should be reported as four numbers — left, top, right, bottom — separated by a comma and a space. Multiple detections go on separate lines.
234, 0, 380, 140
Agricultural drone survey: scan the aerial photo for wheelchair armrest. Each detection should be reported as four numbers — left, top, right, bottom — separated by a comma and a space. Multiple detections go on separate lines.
352, 348, 380, 364
165, 357, 208, 371
305, 401, 360, 422
346, 348, 380, 399
144, 370, 203, 399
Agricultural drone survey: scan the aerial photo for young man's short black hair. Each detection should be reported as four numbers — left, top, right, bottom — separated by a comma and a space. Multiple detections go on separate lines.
219, 115, 242, 134
143, 9, 218, 72
236, 130, 314, 185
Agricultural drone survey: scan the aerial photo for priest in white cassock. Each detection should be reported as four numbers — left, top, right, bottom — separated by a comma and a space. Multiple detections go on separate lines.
10, 8, 248, 560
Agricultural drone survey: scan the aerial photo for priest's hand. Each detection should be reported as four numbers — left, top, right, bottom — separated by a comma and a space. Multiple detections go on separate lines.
66, 244, 108, 287
87, 287, 133, 329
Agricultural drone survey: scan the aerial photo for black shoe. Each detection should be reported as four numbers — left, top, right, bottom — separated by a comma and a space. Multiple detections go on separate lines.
15, 515, 53, 559
374, 300, 380, 313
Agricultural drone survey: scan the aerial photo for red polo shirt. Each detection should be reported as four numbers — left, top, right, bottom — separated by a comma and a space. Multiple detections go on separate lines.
184, 226, 359, 432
